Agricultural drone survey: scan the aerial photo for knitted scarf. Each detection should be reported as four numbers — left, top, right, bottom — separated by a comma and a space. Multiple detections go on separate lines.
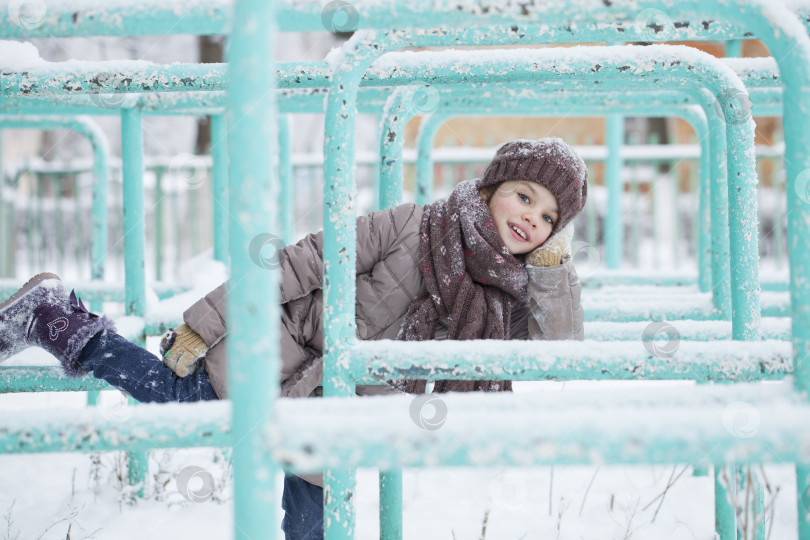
396, 180, 528, 394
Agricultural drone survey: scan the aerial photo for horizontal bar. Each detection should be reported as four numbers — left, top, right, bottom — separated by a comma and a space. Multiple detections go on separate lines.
0, 400, 231, 453
583, 290, 788, 321
0, 280, 188, 303
0, 366, 112, 392
0, 49, 781, 98
272, 381, 810, 472
349, 340, 791, 384
581, 273, 788, 292
0, 1, 758, 38
585, 319, 791, 342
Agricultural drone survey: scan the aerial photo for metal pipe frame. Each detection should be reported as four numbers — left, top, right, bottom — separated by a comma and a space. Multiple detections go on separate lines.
0, 116, 109, 282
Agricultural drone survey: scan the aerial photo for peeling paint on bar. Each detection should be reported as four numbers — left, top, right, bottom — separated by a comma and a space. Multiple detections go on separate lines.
349, 340, 792, 384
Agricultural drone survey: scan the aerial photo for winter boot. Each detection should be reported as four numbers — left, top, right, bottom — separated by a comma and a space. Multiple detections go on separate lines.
0, 272, 116, 377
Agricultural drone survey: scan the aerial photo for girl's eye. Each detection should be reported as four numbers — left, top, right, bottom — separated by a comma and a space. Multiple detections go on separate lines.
518, 193, 530, 203
543, 214, 554, 225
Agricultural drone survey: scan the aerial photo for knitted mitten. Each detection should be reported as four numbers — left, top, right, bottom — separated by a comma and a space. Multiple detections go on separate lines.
526, 224, 574, 267
159, 324, 208, 377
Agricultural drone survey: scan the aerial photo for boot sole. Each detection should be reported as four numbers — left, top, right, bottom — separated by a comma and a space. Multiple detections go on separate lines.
0, 272, 62, 312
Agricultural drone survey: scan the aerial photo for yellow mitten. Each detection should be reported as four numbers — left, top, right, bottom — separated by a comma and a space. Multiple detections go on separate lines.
159, 324, 208, 377
526, 224, 574, 267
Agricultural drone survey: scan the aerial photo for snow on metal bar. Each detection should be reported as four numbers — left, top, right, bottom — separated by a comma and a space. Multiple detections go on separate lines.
1, 62, 226, 97
585, 319, 791, 342
278, 0, 748, 37
0, 50, 784, 99
0, 401, 231, 453
0, 366, 112, 393
270, 382, 810, 473
0, 0, 230, 39
349, 340, 791, 384
5, 0, 797, 39
582, 289, 788, 321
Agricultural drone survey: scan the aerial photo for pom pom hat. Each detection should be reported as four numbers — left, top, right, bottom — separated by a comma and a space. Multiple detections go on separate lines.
477, 138, 588, 235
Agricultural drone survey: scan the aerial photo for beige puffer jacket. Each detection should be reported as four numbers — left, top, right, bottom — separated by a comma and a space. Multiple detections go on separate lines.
183, 203, 584, 401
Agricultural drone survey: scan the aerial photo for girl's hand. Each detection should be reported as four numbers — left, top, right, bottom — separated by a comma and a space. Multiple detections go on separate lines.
526, 223, 574, 267
159, 324, 208, 377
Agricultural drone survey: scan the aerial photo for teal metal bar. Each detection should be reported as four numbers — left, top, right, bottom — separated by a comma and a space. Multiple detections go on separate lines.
278, 115, 293, 244
605, 114, 624, 269
715, 467, 737, 539
321, 32, 367, 540
0, 402, 232, 453
120, 108, 146, 321
0, 117, 109, 283
210, 114, 228, 263
0, 1, 229, 38
379, 470, 403, 539
270, 384, 810, 472
120, 107, 147, 497
695, 114, 712, 293
798, 465, 810, 538
378, 85, 419, 209
348, 339, 790, 384
726, 40, 744, 58
226, 0, 279, 537
154, 166, 164, 280
0, 366, 112, 392
415, 113, 448, 205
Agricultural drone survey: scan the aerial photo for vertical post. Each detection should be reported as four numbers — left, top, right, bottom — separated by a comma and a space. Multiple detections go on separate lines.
120, 108, 146, 323
701, 91, 732, 318
0, 131, 11, 278
380, 470, 403, 539
715, 466, 736, 540
605, 115, 624, 269
154, 167, 164, 281
415, 114, 447, 206
696, 126, 712, 293
210, 114, 229, 263
120, 107, 147, 496
725, 40, 743, 58
797, 465, 810, 540
379, 87, 417, 209
90, 129, 109, 286
226, 0, 279, 537
277, 115, 293, 245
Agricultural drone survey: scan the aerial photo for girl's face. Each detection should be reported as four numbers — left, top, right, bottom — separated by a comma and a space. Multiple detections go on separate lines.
487, 180, 558, 255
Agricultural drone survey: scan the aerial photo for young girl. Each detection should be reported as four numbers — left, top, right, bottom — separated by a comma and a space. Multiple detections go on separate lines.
0, 137, 587, 539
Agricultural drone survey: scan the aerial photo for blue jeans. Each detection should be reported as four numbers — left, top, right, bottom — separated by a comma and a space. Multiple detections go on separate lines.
282, 475, 324, 539
77, 330, 219, 403
77, 330, 324, 538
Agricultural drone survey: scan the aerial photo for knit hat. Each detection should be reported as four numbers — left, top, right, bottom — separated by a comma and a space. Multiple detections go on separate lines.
477, 138, 588, 235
